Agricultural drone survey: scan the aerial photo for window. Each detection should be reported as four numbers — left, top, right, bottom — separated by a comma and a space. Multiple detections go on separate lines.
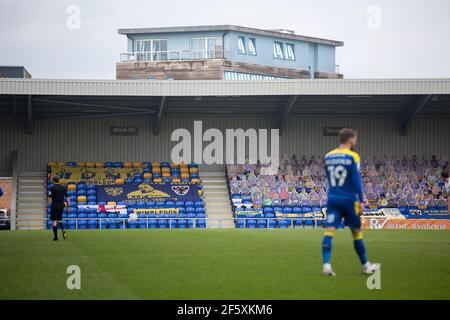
248, 38, 257, 55
238, 36, 246, 54
135, 39, 167, 61
285, 43, 295, 60
190, 37, 223, 59
273, 42, 284, 59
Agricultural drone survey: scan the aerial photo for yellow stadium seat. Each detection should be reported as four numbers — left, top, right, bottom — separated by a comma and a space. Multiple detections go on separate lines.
162, 167, 171, 173
153, 178, 163, 183
77, 196, 87, 202
76, 162, 85, 167
107, 201, 117, 206
191, 178, 200, 184
170, 162, 179, 168
143, 173, 152, 179
57, 162, 65, 167
86, 162, 95, 168
162, 172, 171, 178
95, 162, 104, 168
124, 162, 132, 168
115, 179, 124, 185
68, 184, 76, 191
180, 167, 189, 173
181, 173, 189, 179
189, 167, 199, 174
172, 178, 181, 184
152, 162, 161, 168
48, 162, 57, 167
133, 162, 142, 168
152, 167, 161, 174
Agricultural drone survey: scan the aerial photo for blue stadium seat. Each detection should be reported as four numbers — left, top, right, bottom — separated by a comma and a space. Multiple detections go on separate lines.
68, 220, 77, 230
138, 219, 147, 229
278, 219, 289, 228
104, 162, 113, 168
246, 219, 256, 228
194, 201, 204, 207
186, 213, 196, 228
185, 201, 194, 208
168, 213, 177, 228
113, 162, 124, 168
158, 216, 168, 228
87, 219, 98, 229
175, 201, 185, 207
155, 201, 165, 207
165, 200, 175, 207
78, 220, 87, 229
128, 220, 137, 229
195, 207, 205, 214
108, 214, 118, 229
257, 219, 267, 228
196, 218, 206, 228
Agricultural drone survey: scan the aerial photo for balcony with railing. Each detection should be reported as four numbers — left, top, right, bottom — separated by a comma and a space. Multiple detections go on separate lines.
120, 49, 224, 62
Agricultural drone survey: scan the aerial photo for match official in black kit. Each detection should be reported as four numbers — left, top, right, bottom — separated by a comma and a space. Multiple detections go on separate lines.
48, 176, 68, 241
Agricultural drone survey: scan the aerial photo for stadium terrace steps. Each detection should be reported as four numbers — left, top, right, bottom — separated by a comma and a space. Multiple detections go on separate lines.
201, 172, 234, 228
16, 173, 47, 230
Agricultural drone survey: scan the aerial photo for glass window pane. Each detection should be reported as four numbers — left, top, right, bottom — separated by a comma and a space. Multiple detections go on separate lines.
286, 43, 295, 60
248, 38, 256, 55
238, 37, 246, 54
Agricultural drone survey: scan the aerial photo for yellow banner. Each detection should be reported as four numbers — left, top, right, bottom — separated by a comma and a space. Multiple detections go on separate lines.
50, 166, 143, 185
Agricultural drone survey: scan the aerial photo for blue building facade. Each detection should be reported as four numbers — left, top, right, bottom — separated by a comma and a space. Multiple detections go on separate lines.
117, 25, 343, 80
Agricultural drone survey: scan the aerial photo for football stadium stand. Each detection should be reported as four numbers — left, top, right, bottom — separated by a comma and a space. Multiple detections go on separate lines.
46, 161, 207, 229
227, 156, 449, 228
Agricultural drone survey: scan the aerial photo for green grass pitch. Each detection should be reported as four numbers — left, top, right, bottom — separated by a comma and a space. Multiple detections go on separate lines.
0, 229, 448, 300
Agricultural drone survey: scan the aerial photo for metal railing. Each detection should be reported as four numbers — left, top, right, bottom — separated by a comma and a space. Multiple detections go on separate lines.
2, 217, 325, 230
120, 49, 224, 62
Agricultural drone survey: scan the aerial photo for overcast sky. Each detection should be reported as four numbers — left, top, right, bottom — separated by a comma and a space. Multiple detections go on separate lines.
1, 0, 449, 79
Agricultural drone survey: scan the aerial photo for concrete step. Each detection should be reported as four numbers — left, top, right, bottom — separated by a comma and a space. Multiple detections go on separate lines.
201, 180, 226, 186
18, 184, 46, 190
17, 196, 46, 202
17, 203, 45, 211
17, 208, 47, 214
205, 195, 230, 201
200, 172, 225, 177
17, 179, 47, 186
16, 223, 46, 230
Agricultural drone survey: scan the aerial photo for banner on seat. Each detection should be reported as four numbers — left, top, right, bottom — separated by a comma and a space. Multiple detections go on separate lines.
96, 183, 201, 203
133, 208, 179, 215
50, 166, 144, 185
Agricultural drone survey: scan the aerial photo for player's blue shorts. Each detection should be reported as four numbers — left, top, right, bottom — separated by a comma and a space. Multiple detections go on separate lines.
325, 198, 361, 229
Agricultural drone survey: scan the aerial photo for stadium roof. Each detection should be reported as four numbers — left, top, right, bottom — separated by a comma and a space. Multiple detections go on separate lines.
0, 78, 449, 135
117, 25, 344, 47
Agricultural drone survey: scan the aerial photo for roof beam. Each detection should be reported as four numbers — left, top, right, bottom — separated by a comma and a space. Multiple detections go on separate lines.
34, 111, 156, 121
25, 95, 33, 135
278, 95, 298, 136
400, 94, 431, 136
153, 96, 166, 136
33, 97, 152, 113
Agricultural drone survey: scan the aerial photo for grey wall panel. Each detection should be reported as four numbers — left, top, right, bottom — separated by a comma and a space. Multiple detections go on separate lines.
0, 116, 448, 172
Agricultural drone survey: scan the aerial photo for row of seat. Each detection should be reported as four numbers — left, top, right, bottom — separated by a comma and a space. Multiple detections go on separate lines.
235, 218, 323, 228
48, 161, 199, 169
47, 218, 207, 229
